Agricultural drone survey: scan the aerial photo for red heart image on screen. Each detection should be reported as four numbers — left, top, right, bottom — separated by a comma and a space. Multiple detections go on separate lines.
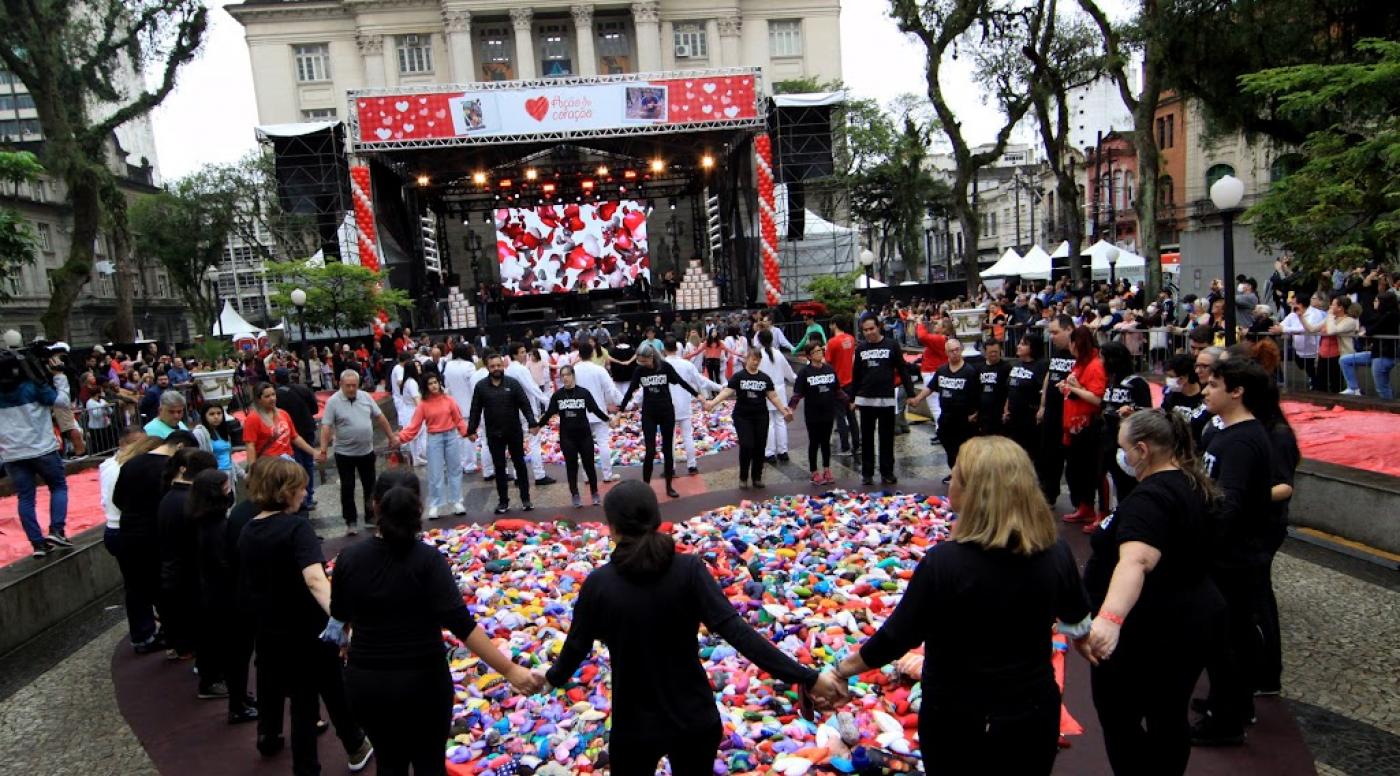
525, 96, 549, 121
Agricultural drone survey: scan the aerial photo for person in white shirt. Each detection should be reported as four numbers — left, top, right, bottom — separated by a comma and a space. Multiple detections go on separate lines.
754, 329, 796, 462
723, 327, 748, 380
664, 339, 723, 474
389, 352, 409, 426
572, 341, 623, 482
507, 342, 555, 485
1276, 292, 1328, 390
442, 344, 480, 473
750, 314, 794, 352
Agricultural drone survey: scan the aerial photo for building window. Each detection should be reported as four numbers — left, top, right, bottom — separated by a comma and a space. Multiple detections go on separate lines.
673, 23, 707, 59
597, 20, 631, 73
36, 222, 52, 252
155, 273, 171, 299
0, 118, 42, 138
1205, 163, 1235, 192
1270, 154, 1304, 184
1159, 175, 1174, 206
294, 44, 331, 82
479, 26, 514, 81
1155, 115, 1175, 149
397, 34, 433, 75
0, 93, 35, 111
538, 25, 572, 77
769, 20, 802, 58
302, 108, 337, 120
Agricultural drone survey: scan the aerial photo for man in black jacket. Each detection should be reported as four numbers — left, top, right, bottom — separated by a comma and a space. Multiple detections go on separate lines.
468, 352, 539, 514
848, 316, 920, 486
275, 368, 320, 512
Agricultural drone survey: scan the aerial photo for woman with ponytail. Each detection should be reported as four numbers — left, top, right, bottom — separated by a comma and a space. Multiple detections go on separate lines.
543, 480, 845, 774
1059, 325, 1109, 527
1080, 409, 1225, 775
330, 469, 542, 775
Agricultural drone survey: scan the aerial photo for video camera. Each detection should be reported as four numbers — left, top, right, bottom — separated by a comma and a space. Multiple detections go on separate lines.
0, 340, 55, 393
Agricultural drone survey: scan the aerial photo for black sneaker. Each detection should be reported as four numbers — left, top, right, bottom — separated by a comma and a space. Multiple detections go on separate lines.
666, 486, 680, 498
257, 734, 285, 757
31, 544, 48, 559
882, 476, 899, 485
777, 453, 790, 463
688, 466, 699, 475
45, 533, 74, 549
494, 502, 510, 515
739, 479, 749, 488
228, 704, 259, 725
345, 524, 359, 536
1190, 715, 1246, 746
861, 477, 875, 486
198, 681, 230, 699
571, 494, 582, 508
522, 501, 534, 512
591, 492, 600, 506
752, 481, 766, 488
535, 476, 556, 486
483, 473, 497, 481
348, 738, 375, 772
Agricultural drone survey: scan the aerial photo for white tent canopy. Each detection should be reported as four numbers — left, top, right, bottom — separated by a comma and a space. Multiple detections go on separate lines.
1050, 240, 1071, 258
854, 273, 889, 289
771, 91, 847, 108
1085, 240, 1146, 276
979, 248, 1023, 278
213, 300, 263, 337
1015, 245, 1053, 279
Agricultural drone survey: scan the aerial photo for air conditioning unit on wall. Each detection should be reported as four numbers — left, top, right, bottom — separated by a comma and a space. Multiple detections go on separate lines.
675, 44, 692, 58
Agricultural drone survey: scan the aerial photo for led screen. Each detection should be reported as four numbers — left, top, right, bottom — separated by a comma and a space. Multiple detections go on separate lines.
495, 201, 650, 296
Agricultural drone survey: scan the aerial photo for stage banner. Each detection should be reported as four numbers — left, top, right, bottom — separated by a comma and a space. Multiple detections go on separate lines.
352, 71, 759, 146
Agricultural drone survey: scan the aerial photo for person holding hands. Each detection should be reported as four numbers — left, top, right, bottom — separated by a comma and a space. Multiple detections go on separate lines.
537, 365, 615, 507
397, 372, 469, 519
706, 349, 793, 488
468, 352, 540, 514
319, 370, 398, 535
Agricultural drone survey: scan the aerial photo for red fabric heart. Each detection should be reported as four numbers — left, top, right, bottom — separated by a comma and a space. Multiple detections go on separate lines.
525, 96, 548, 121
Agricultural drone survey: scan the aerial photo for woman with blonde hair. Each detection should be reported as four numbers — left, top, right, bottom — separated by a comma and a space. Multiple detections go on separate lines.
827, 436, 1091, 775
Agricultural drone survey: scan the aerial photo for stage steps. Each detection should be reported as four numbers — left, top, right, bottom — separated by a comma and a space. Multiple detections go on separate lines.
675, 259, 720, 311
444, 286, 479, 329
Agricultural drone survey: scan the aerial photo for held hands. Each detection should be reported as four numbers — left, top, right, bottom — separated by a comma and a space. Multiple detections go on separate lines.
808, 669, 850, 712
1075, 615, 1123, 666
507, 664, 546, 695
316, 449, 328, 464
782, 408, 794, 423
467, 433, 478, 443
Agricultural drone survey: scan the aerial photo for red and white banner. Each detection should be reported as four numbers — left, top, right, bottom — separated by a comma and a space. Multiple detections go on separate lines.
354, 73, 759, 145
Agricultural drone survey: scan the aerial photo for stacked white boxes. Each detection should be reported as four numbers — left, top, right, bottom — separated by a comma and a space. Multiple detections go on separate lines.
444, 286, 478, 329
674, 260, 720, 311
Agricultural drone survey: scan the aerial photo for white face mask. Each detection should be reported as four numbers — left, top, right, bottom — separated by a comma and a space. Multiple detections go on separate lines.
1116, 447, 1139, 480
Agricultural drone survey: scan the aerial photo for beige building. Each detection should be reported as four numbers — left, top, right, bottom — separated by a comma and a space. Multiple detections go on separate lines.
227, 0, 844, 125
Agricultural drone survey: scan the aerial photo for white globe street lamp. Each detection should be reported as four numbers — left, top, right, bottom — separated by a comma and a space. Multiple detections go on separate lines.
1105, 244, 1120, 287
290, 288, 309, 384
1209, 174, 1246, 344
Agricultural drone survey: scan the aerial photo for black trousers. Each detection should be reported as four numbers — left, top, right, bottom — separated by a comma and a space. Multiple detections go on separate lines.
734, 414, 769, 482
1092, 624, 1209, 776
609, 723, 723, 776
204, 606, 255, 713
979, 407, 1005, 437
1257, 555, 1283, 692
835, 401, 860, 451
859, 405, 897, 479
806, 412, 834, 471
345, 662, 452, 776
938, 413, 975, 471
1035, 417, 1067, 504
1316, 356, 1342, 393
1205, 564, 1268, 730
334, 452, 376, 527
703, 358, 722, 384
1065, 423, 1103, 508
112, 532, 161, 645
559, 425, 598, 495
640, 411, 676, 482
1292, 354, 1319, 390
1007, 413, 1038, 460
919, 683, 1060, 776
256, 634, 365, 776
486, 433, 530, 505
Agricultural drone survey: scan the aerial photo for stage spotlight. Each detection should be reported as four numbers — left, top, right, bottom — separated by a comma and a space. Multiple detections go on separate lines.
650, 158, 665, 173
499, 179, 513, 188
581, 179, 595, 191
619, 185, 627, 193
525, 168, 538, 181
596, 165, 609, 177
472, 171, 487, 186
542, 182, 557, 194
416, 174, 430, 186
701, 154, 715, 169
483, 212, 492, 224
623, 169, 638, 180
669, 201, 676, 210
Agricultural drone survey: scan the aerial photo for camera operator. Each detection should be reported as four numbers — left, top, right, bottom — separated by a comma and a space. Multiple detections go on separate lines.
47, 344, 86, 459
0, 344, 73, 558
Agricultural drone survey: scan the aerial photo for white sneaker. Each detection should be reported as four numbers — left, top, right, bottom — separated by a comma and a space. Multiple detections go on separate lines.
427, 505, 440, 520
451, 501, 466, 515
1340, 388, 1360, 396
464, 465, 479, 474
603, 472, 621, 482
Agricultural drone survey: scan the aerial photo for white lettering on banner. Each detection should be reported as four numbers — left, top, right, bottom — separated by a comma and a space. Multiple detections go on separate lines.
739, 379, 768, 392
558, 399, 587, 410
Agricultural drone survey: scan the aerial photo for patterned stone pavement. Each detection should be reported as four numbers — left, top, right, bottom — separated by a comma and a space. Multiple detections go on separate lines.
0, 415, 1396, 774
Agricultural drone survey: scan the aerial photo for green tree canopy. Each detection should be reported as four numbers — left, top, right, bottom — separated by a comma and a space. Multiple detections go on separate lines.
0, 151, 44, 302
266, 260, 410, 338
1243, 38, 1400, 274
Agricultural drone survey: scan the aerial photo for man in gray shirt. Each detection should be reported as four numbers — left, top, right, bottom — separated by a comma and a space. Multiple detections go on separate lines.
318, 371, 398, 534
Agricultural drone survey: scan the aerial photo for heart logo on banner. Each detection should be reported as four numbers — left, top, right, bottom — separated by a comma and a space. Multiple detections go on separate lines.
702, 104, 713, 114
435, 110, 447, 119
403, 123, 415, 133
375, 128, 392, 140
381, 116, 393, 126
427, 121, 435, 127
419, 108, 428, 116
395, 101, 410, 112
525, 96, 549, 121
724, 106, 739, 118
419, 97, 428, 104
703, 83, 717, 94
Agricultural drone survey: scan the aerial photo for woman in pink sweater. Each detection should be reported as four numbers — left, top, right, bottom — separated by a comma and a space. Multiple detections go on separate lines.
398, 373, 469, 518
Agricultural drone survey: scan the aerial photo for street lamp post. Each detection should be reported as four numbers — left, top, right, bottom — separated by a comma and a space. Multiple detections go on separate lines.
1209, 174, 1246, 345
290, 287, 310, 385
204, 266, 224, 342
1105, 244, 1120, 290
921, 214, 934, 284
859, 249, 875, 315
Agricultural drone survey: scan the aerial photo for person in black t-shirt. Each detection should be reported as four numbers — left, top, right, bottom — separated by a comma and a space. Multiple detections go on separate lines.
331, 471, 542, 775
789, 342, 847, 486
850, 316, 921, 486
1160, 354, 1204, 423
976, 340, 1012, 436
911, 339, 980, 480
543, 481, 843, 772
1193, 359, 1275, 746
538, 365, 613, 507
275, 368, 321, 512
1081, 410, 1225, 776
189, 468, 258, 724
1188, 348, 1223, 445
620, 345, 698, 498
238, 457, 372, 770
707, 349, 791, 487
1250, 376, 1300, 698
829, 436, 1090, 776
156, 448, 219, 687
1005, 335, 1048, 458
1098, 342, 1153, 516
1036, 315, 1077, 503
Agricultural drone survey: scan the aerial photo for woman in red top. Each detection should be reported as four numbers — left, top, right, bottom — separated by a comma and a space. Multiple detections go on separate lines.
1060, 326, 1109, 527
397, 372, 469, 519
243, 382, 320, 467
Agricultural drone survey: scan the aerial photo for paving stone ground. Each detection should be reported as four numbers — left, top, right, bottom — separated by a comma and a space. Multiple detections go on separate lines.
0, 416, 1395, 775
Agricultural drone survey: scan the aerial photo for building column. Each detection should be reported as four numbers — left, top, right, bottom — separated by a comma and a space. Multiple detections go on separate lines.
571, 5, 597, 76
631, 1, 661, 73
705, 19, 721, 65
718, 13, 742, 67
511, 7, 536, 79
441, 5, 474, 83
357, 34, 385, 87
382, 38, 399, 86
660, 20, 675, 70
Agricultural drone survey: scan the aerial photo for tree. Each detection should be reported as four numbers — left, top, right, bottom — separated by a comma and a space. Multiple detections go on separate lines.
1243, 38, 1400, 275
266, 261, 410, 339
892, 0, 1050, 297
772, 76, 845, 95
0, 150, 44, 302
0, 0, 207, 340
1022, 0, 1103, 284
208, 151, 319, 266
806, 271, 865, 318
1077, 0, 1167, 297
129, 171, 238, 338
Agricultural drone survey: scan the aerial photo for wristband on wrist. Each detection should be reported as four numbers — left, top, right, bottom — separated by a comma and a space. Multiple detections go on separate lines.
1097, 610, 1125, 626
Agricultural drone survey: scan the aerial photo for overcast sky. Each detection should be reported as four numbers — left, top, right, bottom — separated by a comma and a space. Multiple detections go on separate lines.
152, 0, 1036, 180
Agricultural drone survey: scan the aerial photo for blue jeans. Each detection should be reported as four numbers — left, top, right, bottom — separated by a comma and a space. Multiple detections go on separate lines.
8, 452, 67, 546
1339, 352, 1370, 393
1373, 356, 1396, 400
425, 431, 463, 508
292, 447, 316, 509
